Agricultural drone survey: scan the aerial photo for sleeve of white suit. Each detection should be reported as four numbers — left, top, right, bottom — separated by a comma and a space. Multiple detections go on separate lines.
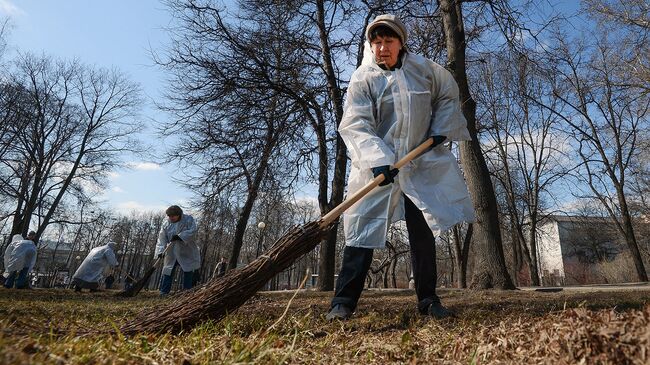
338, 70, 396, 169
428, 63, 471, 142
105, 247, 118, 267
177, 216, 197, 244
25, 245, 37, 271
155, 220, 168, 256
3, 244, 13, 272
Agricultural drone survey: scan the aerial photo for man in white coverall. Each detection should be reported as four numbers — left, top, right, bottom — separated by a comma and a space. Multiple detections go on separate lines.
72, 241, 119, 292
3, 234, 37, 289
326, 14, 475, 320
155, 205, 200, 295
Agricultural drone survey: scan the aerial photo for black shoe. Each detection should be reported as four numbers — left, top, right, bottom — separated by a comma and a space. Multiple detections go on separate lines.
326, 304, 352, 321
74, 286, 82, 292
427, 303, 454, 319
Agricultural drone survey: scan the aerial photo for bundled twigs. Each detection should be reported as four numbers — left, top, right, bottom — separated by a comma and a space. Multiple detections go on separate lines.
119, 221, 329, 334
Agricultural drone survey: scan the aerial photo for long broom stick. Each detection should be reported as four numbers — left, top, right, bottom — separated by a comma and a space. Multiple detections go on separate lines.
119, 138, 434, 334
115, 243, 172, 297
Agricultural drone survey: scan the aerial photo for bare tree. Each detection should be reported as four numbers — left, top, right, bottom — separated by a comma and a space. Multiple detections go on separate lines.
628, 143, 650, 219
0, 53, 142, 242
158, 0, 311, 271
583, 0, 650, 94
538, 33, 649, 281
450, 223, 472, 288
584, 0, 650, 29
0, 16, 9, 61
477, 51, 571, 285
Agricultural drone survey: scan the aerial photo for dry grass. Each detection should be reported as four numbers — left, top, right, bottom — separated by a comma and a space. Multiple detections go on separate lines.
0, 287, 649, 364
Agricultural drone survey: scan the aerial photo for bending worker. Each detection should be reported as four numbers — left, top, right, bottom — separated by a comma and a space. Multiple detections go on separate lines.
72, 241, 119, 292
155, 205, 200, 295
3, 234, 37, 289
326, 14, 475, 320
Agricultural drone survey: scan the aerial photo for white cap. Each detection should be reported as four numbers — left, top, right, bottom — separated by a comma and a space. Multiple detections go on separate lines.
366, 14, 408, 45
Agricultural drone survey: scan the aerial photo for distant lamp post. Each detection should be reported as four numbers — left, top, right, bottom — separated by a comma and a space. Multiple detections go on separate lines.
74, 255, 82, 274
67, 255, 83, 288
256, 221, 267, 257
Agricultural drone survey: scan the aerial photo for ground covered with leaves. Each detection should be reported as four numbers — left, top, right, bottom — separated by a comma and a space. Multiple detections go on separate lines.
1, 286, 649, 364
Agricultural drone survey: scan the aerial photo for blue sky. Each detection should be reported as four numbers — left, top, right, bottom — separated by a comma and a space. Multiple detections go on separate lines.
1, 0, 193, 214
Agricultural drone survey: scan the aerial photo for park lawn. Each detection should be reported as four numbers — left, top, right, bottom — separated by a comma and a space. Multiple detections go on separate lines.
0, 287, 649, 364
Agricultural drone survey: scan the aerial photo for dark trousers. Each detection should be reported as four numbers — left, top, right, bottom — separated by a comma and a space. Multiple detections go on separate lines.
160, 261, 195, 294
72, 278, 100, 291
4, 267, 29, 289
331, 195, 439, 314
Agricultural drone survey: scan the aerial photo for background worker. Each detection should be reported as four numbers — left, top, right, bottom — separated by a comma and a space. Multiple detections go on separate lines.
213, 256, 227, 278
155, 205, 200, 295
3, 234, 37, 289
72, 241, 120, 292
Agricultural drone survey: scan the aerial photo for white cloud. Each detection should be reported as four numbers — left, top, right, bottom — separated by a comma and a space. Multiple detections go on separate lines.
107, 171, 121, 179
127, 161, 162, 171
116, 201, 166, 214
0, 0, 25, 16
111, 186, 125, 193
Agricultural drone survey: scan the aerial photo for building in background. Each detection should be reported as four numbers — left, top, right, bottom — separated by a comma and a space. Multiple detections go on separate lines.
32, 239, 86, 288
537, 215, 650, 286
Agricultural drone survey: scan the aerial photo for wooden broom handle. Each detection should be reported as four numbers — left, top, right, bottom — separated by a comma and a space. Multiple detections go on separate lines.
153, 241, 174, 266
319, 137, 434, 228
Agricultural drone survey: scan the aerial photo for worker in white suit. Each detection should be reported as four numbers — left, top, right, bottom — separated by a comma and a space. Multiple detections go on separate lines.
3, 234, 37, 289
326, 14, 475, 320
72, 241, 119, 292
155, 205, 200, 295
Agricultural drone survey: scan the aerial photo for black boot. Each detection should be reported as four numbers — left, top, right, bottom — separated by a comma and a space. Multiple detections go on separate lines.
427, 302, 454, 319
326, 304, 352, 321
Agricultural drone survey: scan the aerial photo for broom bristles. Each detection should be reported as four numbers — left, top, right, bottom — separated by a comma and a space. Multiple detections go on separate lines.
119, 221, 329, 334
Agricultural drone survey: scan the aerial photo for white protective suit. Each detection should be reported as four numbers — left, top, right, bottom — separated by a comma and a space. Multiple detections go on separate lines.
339, 43, 475, 249
155, 214, 200, 276
73, 242, 119, 283
3, 234, 37, 274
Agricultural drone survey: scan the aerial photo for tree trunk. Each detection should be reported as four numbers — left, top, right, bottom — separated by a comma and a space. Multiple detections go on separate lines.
315, 0, 347, 291
228, 134, 275, 271
452, 224, 472, 288
390, 257, 397, 288
9, 159, 32, 237
616, 189, 648, 281
527, 214, 541, 285
446, 238, 455, 286
508, 221, 521, 286
440, 0, 515, 289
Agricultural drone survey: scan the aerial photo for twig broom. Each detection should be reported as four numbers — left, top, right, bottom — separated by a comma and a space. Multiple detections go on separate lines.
115, 244, 172, 297
119, 138, 434, 334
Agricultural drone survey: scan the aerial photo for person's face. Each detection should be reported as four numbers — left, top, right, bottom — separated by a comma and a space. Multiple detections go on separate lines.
371, 35, 402, 68
168, 215, 181, 223
27, 234, 36, 241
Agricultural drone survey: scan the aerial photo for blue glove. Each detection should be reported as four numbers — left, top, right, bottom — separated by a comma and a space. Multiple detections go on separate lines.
372, 165, 399, 186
